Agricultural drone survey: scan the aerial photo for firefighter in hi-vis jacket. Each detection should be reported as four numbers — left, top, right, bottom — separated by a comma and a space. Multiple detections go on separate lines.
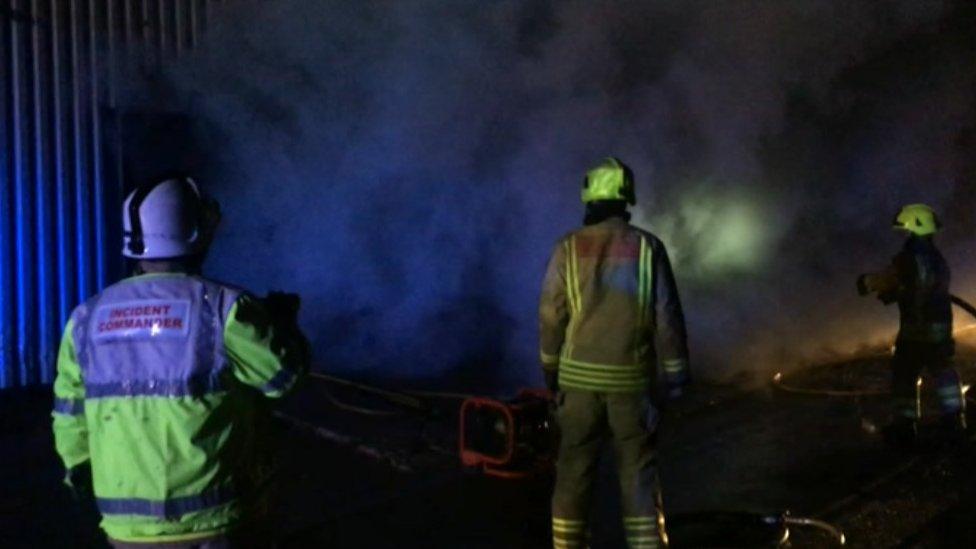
540, 158, 690, 549
52, 176, 309, 547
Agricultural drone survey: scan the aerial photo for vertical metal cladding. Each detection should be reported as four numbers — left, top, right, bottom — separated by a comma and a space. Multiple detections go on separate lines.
1, 0, 217, 389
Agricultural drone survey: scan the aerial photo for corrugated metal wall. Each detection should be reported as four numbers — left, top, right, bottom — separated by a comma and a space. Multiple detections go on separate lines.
0, 0, 220, 389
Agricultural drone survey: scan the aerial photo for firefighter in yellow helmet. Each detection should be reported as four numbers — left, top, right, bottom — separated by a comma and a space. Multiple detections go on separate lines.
858, 204, 965, 447
540, 158, 690, 548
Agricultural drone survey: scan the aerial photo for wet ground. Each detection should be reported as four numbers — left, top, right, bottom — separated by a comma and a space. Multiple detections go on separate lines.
3, 342, 976, 548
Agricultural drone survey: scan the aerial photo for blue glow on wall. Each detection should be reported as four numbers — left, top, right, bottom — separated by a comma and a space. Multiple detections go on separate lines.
1, 0, 209, 389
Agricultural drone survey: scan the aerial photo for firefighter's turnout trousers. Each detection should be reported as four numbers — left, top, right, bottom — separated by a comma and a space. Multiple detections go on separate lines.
541, 219, 688, 548
880, 236, 964, 426
552, 390, 663, 549
892, 341, 965, 424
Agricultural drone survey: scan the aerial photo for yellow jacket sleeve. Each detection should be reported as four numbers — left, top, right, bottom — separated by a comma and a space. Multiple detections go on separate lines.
224, 294, 310, 398
52, 318, 90, 470
651, 244, 690, 386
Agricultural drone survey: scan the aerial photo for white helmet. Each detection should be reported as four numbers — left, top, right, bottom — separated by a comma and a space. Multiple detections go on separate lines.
122, 176, 220, 259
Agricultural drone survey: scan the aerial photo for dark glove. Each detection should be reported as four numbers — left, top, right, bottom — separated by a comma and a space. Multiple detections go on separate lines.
545, 379, 561, 426
65, 462, 93, 501
878, 292, 897, 305
264, 291, 312, 370
544, 370, 559, 392
264, 292, 301, 327
858, 272, 899, 303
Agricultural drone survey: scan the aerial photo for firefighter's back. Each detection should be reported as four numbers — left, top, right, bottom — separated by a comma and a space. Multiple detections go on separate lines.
70, 272, 246, 541
558, 217, 658, 393
543, 158, 686, 549
897, 237, 952, 344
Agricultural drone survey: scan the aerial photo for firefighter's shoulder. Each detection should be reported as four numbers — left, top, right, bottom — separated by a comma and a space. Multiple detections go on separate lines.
627, 224, 666, 250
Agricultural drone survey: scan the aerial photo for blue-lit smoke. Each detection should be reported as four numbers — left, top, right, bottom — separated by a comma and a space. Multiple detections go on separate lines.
123, 0, 975, 390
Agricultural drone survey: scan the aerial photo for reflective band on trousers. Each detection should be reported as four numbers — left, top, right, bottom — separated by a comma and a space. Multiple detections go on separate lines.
937, 386, 965, 412
625, 516, 662, 549
552, 517, 587, 549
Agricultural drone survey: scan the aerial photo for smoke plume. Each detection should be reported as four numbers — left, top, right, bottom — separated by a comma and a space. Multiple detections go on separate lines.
122, 0, 976, 391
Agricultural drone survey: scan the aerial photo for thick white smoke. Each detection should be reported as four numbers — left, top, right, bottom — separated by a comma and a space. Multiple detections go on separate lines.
122, 0, 975, 390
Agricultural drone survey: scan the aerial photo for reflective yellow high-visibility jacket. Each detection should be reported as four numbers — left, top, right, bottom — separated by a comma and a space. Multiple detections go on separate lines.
539, 217, 689, 392
52, 272, 309, 543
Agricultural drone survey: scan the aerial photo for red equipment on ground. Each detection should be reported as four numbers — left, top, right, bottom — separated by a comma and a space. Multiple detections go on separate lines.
458, 389, 557, 479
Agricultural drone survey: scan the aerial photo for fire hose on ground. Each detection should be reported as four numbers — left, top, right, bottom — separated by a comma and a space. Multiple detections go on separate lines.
285, 374, 850, 546
276, 294, 976, 546
756, 295, 976, 546
306, 371, 476, 417
662, 510, 846, 547
782, 514, 846, 544
273, 373, 474, 470
773, 294, 976, 407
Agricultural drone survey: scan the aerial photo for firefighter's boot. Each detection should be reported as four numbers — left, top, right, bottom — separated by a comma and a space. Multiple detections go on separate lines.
883, 418, 918, 449
935, 413, 968, 447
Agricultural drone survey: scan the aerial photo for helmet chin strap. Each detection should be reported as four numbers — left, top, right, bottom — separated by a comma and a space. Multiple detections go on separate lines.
125, 180, 164, 256
125, 176, 215, 258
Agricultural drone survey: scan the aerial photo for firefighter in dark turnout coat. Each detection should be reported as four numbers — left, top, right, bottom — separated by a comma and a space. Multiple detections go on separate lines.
859, 204, 965, 446
540, 158, 689, 549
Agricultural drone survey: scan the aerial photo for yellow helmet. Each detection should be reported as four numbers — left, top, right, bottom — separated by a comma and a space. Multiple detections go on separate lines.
893, 204, 941, 236
581, 157, 636, 205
